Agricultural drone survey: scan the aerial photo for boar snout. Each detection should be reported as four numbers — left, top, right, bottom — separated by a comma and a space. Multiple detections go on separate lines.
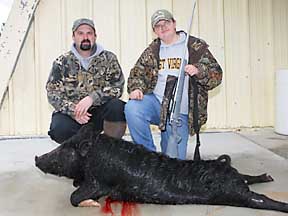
35, 155, 47, 173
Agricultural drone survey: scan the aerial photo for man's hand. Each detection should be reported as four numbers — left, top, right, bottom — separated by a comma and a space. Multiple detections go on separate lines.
129, 89, 144, 100
75, 96, 93, 119
184, 64, 199, 76
75, 112, 91, 124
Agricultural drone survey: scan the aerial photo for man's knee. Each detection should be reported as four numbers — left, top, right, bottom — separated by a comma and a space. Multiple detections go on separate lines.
103, 120, 126, 139
101, 99, 126, 139
48, 115, 81, 144
105, 98, 126, 122
124, 99, 141, 117
48, 126, 74, 144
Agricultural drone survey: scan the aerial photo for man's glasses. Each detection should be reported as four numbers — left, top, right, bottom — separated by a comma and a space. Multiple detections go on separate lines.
154, 20, 173, 30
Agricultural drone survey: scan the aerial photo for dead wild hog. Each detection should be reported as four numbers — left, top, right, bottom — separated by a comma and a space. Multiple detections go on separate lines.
35, 123, 288, 213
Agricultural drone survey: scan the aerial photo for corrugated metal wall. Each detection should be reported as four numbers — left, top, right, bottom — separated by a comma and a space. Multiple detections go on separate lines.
0, 0, 288, 135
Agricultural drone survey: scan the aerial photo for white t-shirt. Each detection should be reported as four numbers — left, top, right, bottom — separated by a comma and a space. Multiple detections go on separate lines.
153, 32, 189, 114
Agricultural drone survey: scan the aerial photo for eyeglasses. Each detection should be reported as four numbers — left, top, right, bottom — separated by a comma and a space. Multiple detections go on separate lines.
154, 20, 173, 30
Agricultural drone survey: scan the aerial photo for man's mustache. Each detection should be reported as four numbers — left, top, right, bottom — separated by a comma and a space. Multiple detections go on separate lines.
81, 39, 91, 44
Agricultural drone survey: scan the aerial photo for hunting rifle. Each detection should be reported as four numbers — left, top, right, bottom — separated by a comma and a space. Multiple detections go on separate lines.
165, 1, 201, 160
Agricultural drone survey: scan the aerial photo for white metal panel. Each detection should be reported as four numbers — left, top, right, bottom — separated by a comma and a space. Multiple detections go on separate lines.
8, 81, 15, 134
119, 0, 147, 100
249, 0, 274, 127
0, 94, 11, 135
198, 0, 226, 129
273, 0, 288, 69
9, 22, 37, 135
224, 0, 252, 128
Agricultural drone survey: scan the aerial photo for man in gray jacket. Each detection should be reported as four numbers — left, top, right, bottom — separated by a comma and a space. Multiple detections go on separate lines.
46, 18, 126, 143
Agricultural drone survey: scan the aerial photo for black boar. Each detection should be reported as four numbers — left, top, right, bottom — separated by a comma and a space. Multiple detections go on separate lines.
35, 123, 288, 213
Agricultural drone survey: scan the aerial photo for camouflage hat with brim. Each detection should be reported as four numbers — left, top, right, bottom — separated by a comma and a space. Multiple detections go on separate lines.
72, 18, 95, 32
151, 9, 174, 28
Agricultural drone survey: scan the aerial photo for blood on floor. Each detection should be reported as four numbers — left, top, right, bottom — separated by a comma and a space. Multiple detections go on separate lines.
101, 197, 140, 216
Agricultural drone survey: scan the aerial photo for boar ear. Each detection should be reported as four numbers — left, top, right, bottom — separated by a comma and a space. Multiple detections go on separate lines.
78, 140, 92, 157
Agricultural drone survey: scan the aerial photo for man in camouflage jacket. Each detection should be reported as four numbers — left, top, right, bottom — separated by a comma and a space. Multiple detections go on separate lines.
46, 18, 126, 144
125, 10, 222, 159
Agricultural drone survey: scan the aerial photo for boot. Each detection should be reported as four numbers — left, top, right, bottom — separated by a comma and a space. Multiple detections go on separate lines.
103, 120, 126, 139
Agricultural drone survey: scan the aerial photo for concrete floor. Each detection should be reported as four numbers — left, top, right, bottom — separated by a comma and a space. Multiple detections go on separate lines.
0, 128, 288, 216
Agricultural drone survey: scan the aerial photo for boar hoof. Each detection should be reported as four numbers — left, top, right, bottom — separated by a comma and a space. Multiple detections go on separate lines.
78, 199, 100, 207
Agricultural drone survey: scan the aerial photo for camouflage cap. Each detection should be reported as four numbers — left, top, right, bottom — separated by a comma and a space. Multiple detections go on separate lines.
72, 18, 95, 32
151, 9, 174, 28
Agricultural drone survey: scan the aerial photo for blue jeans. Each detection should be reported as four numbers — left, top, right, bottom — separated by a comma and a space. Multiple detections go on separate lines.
124, 93, 189, 159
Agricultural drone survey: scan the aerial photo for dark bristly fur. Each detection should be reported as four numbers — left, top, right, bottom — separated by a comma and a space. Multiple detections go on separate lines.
35, 123, 288, 213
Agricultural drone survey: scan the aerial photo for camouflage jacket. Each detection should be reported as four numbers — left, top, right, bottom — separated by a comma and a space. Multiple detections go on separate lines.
127, 32, 222, 135
46, 50, 124, 118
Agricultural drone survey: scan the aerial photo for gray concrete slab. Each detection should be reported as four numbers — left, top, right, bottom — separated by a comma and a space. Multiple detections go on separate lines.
0, 130, 288, 216
236, 127, 288, 159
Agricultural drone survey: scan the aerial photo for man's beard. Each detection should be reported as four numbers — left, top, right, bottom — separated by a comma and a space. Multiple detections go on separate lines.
80, 39, 91, 51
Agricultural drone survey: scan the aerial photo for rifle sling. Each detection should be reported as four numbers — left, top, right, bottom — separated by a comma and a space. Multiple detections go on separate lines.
191, 76, 201, 160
